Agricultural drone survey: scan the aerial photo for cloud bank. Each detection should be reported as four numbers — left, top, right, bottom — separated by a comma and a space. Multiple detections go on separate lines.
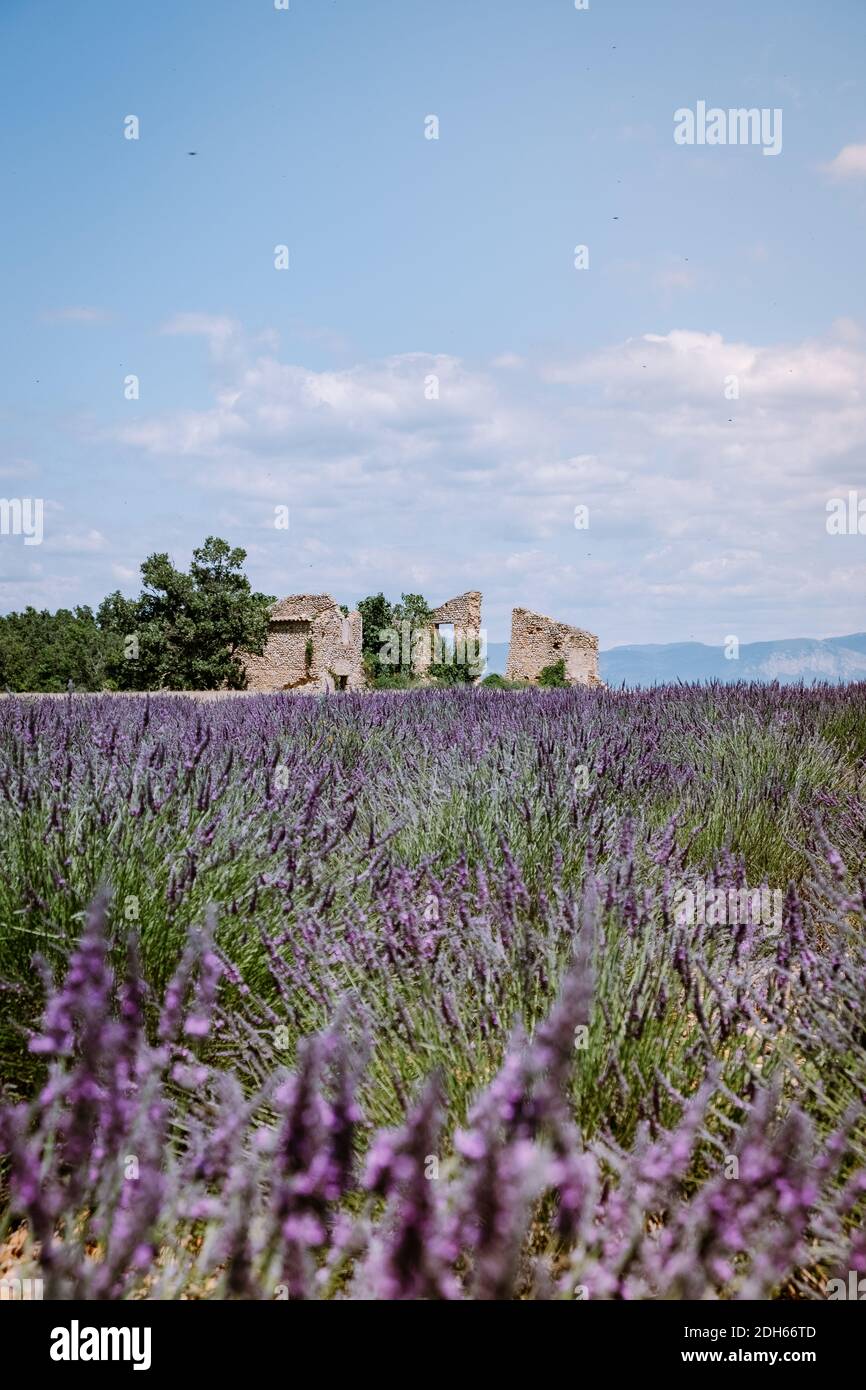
7, 320, 861, 646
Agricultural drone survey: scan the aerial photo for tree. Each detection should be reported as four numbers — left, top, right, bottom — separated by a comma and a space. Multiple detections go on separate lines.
356, 593, 392, 656
0, 606, 120, 692
98, 537, 274, 690
355, 592, 393, 684
391, 593, 431, 633
356, 592, 435, 685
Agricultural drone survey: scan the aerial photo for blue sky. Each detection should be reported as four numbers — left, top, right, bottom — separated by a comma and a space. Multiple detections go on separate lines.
1, 0, 865, 644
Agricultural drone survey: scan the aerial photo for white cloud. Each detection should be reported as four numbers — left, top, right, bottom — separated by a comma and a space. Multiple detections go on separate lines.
44, 530, 108, 554
823, 142, 866, 180
101, 320, 866, 644
42, 306, 112, 325
160, 313, 240, 342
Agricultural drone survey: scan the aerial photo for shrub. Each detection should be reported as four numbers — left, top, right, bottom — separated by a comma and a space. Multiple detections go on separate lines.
372, 669, 415, 689
481, 673, 527, 689
428, 644, 477, 685
538, 658, 568, 688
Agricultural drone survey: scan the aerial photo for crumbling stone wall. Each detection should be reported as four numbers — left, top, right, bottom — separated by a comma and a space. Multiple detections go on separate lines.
505, 607, 601, 687
314, 606, 364, 691
414, 591, 484, 680
243, 591, 599, 692
243, 594, 364, 693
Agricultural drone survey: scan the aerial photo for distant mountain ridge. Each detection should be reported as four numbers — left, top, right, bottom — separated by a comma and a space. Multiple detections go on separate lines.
483, 633, 866, 686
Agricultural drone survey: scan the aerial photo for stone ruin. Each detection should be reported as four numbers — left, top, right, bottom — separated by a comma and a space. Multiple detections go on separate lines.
413, 591, 484, 681
242, 594, 365, 693
505, 607, 602, 687
242, 591, 600, 691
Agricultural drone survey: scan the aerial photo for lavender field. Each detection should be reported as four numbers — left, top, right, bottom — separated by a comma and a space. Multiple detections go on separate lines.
1, 684, 865, 1300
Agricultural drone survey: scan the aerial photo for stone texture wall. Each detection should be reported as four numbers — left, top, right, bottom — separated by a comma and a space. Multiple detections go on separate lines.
428, 591, 482, 630
243, 595, 364, 693
414, 591, 484, 679
505, 608, 602, 687
313, 607, 364, 691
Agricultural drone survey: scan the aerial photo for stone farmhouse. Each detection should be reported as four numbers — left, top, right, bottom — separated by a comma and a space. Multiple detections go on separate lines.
243, 591, 600, 691
242, 594, 365, 693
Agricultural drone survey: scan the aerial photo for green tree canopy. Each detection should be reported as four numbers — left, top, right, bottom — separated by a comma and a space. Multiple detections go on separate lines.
355, 591, 435, 684
0, 606, 117, 692
98, 537, 275, 690
356, 593, 393, 661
